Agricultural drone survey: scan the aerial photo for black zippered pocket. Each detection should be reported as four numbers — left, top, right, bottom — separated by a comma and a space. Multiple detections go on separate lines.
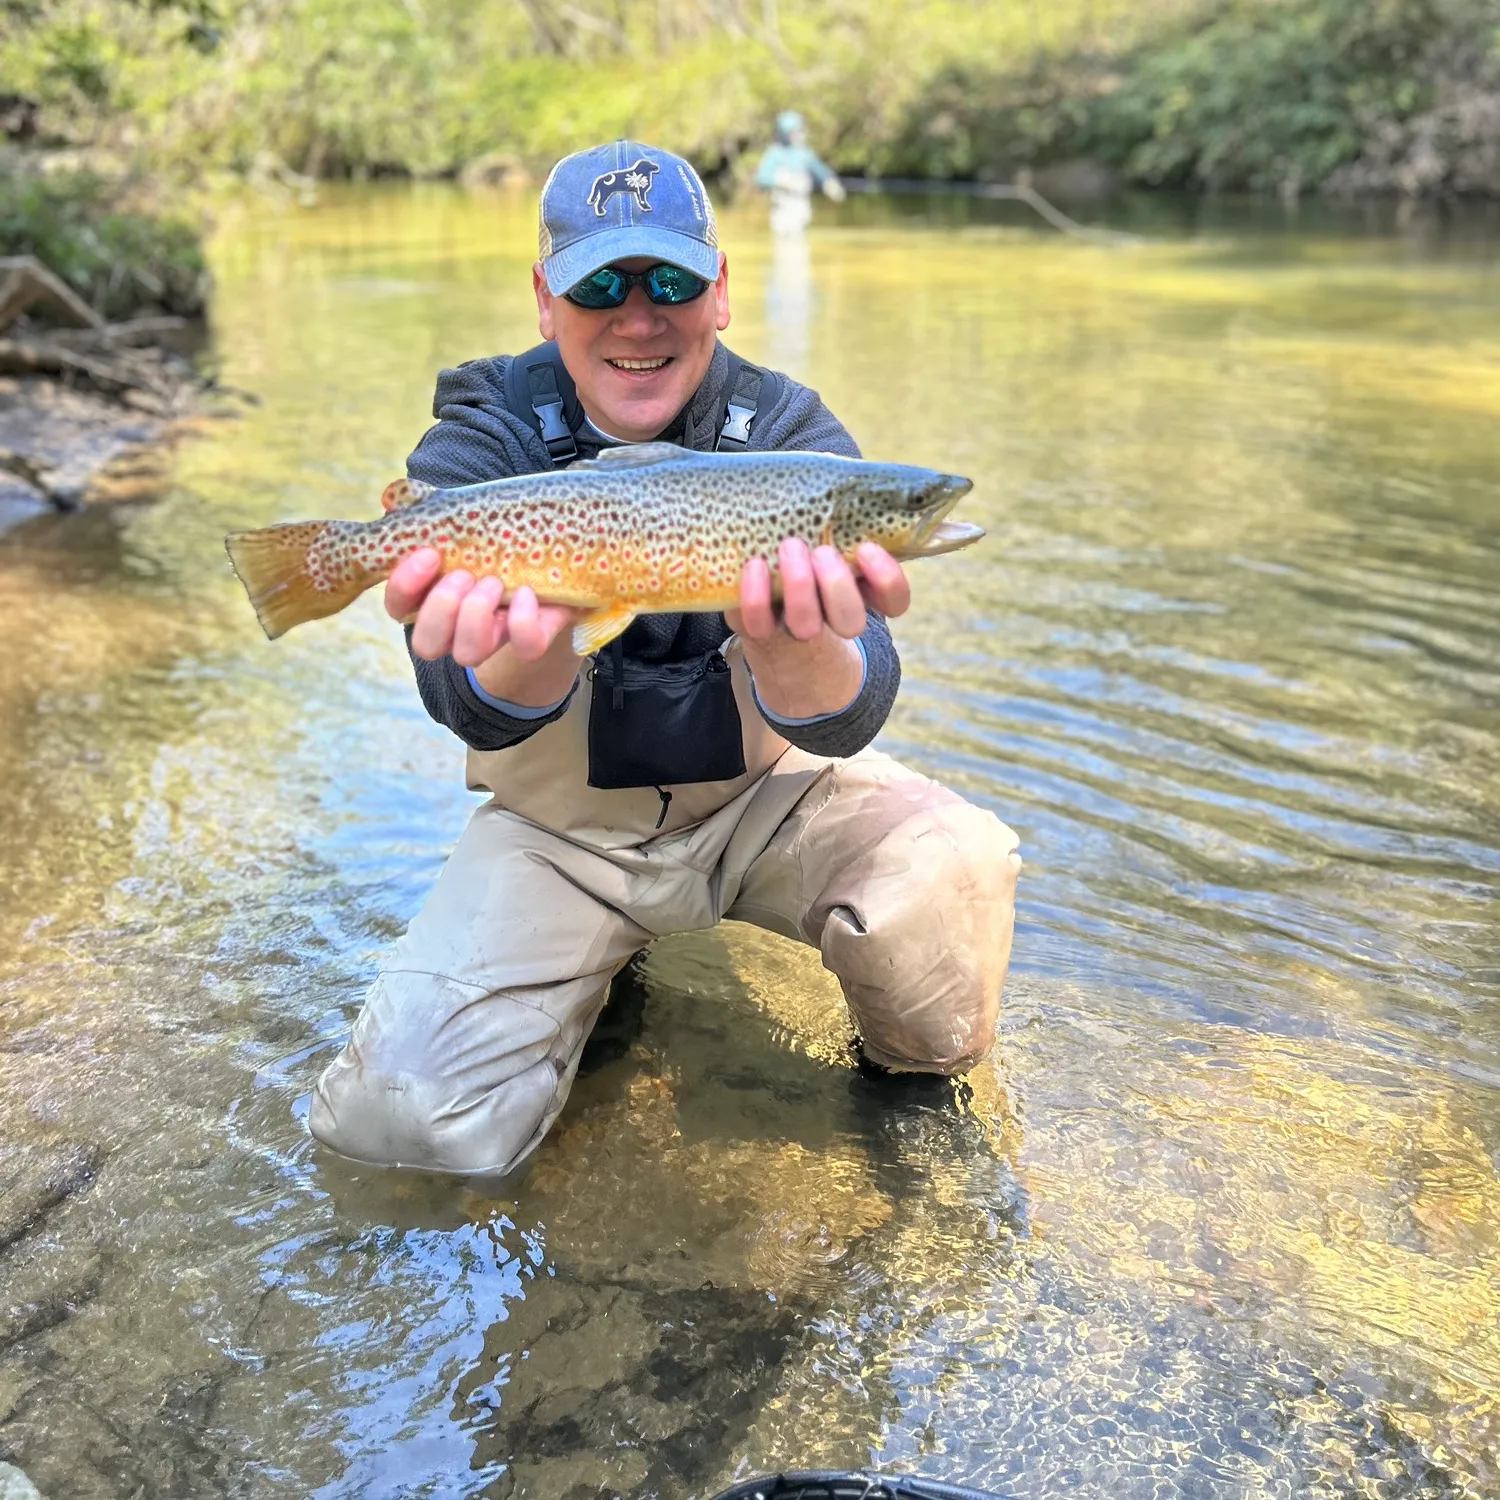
586, 645, 747, 791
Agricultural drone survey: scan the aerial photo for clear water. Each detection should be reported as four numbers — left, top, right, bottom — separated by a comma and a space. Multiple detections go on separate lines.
1, 185, 1496, 1499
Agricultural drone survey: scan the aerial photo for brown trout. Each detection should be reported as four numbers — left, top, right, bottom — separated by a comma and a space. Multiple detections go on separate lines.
225, 442, 981, 656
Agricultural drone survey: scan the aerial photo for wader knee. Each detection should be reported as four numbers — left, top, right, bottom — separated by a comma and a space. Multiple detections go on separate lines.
816, 800, 1021, 1075
307, 972, 588, 1175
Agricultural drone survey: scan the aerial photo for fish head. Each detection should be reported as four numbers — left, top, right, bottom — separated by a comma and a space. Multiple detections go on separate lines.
841, 462, 983, 560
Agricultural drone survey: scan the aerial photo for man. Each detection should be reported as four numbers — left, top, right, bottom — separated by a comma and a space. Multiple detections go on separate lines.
755, 110, 846, 236
309, 141, 1022, 1176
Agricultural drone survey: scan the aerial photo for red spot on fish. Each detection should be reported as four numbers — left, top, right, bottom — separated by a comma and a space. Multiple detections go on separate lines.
468, 511, 479, 520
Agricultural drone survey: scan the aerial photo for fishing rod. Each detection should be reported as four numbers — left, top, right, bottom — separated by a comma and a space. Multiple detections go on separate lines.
839, 176, 1142, 245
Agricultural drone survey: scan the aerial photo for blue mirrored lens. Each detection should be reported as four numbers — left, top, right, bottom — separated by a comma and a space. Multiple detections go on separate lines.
566, 269, 628, 308
646, 265, 708, 304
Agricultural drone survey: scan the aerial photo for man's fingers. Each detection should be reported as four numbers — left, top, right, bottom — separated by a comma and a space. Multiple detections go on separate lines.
854, 542, 912, 619
778, 538, 823, 641
451, 576, 508, 667
385, 547, 444, 622
536, 604, 582, 655
507, 587, 571, 661
811, 545, 868, 639
737, 556, 777, 640
409, 569, 475, 660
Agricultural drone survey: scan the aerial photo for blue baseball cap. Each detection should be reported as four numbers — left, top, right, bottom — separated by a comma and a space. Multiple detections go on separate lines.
537, 139, 720, 296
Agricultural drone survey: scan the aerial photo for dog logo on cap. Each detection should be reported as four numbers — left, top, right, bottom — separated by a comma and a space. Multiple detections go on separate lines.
587, 158, 660, 217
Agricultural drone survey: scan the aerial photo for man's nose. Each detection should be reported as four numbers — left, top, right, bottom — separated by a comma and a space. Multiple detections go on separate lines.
611, 286, 665, 335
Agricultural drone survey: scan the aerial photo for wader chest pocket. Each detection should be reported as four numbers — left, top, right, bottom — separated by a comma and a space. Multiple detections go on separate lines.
587, 644, 746, 793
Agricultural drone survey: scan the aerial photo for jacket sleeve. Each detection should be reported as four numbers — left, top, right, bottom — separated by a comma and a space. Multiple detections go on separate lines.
743, 379, 902, 757
402, 358, 578, 752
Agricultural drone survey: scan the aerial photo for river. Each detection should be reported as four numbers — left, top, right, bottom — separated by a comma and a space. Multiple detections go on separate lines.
0, 185, 1496, 1499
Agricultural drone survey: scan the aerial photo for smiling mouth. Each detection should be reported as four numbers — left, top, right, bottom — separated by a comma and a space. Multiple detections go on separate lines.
607, 357, 672, 372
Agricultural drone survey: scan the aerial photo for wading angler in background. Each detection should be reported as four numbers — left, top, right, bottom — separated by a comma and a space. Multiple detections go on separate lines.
305, 140, 1023, 1175
755, 111, 846, 236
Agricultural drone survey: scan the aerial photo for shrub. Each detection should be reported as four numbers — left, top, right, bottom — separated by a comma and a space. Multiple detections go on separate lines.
0, 161, 209, 320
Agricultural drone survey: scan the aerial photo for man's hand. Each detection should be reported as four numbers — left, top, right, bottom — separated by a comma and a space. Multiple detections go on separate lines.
387, 548, 584, 709
388, 549, 580, 666
727, 540, 910, 721
728, 539, 910, 643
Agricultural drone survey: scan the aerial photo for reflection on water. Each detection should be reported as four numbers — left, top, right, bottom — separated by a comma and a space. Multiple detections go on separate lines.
0, 185, 1497, 1499
764, 229, 814, 378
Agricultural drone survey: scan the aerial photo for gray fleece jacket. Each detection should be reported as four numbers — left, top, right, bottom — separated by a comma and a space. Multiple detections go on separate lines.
403, 340, 901, 759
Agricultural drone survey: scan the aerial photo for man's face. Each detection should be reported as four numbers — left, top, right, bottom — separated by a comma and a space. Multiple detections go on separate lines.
535, 254, 731, 443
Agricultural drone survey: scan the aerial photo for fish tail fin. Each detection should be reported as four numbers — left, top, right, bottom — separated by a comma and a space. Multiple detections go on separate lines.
225, 521, 378, 639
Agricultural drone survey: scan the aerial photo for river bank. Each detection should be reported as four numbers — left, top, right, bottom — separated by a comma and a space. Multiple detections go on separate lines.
0, 375, 190, 535
0, 162, 215, 534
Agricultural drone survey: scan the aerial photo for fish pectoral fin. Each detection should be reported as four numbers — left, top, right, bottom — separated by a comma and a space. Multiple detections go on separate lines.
572, 602, 639, 656
381, 476, 436, 512
571, 442, 686, 471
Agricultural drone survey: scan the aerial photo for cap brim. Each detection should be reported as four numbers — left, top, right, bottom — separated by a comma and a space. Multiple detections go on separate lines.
543, 227, 721, 295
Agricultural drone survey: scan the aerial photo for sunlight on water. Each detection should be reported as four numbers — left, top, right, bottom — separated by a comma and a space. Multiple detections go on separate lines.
0, 184, 1496, 1498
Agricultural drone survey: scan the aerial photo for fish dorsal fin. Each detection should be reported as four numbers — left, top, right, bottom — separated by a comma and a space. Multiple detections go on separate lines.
381, 476, 436, 512
571, 442, 687, 472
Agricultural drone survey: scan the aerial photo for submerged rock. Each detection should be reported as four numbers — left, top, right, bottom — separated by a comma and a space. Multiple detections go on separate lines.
0, 1462, 44, 1499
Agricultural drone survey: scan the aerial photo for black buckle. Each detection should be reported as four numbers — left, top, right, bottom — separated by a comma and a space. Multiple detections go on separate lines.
527, 361, 578, 463
718, 400, 754, 450
535, 397, 575, 459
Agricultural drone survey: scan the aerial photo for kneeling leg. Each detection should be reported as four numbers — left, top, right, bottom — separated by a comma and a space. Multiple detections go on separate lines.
731, 753, 1021, 1074
309, 807, 650, 1175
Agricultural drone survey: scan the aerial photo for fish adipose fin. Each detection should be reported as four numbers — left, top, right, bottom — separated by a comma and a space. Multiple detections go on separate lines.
571, 442, 686, 471
572, 602, 638, 655
381, 476, 436, 512
225, 522, 375, 640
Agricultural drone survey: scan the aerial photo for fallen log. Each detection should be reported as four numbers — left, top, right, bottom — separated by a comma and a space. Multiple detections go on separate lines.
0, 255, 106, 336
51, 315, 190, 349
0, 338, 176, 408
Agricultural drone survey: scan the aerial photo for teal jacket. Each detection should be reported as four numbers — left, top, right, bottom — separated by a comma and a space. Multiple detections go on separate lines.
755, 143, 836, 189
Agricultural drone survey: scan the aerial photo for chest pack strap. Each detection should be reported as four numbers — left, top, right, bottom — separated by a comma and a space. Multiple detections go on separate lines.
504, 342, 581, 465
716, 355, 768, 451
504, 342, 777, 465
526, 359, 578, 464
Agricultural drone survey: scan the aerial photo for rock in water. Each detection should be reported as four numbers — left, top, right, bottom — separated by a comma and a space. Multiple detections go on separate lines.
0, 1463, 44, 1500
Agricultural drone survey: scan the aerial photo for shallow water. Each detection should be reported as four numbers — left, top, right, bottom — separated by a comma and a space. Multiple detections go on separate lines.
1, 185, 1497, 1499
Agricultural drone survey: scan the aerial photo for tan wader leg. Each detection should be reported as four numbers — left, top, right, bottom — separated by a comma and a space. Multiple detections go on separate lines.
308, 804, 653, 1175
724, 750, 1022, 1074
307, 747, 831, 1176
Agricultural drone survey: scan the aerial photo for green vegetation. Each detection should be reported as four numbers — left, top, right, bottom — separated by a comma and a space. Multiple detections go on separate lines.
0, 158, 209, 320
887, 0, 1500, 196
1, 0, 1496, 197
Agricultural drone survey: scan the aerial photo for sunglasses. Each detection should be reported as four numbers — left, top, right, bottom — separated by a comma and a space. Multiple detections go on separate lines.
563, 262, 710, 310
